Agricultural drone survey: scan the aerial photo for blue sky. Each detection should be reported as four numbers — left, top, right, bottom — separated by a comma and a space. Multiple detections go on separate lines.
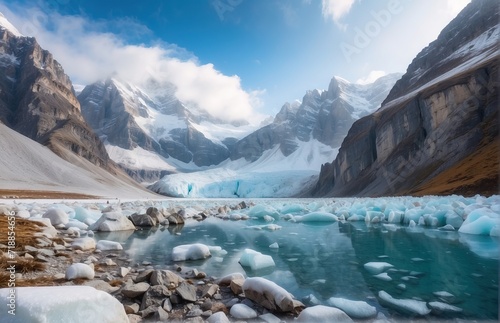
0, 0, 470, 121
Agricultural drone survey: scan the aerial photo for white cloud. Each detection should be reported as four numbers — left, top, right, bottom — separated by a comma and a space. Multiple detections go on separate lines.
355, 70, 387, 85
321, 0, 356, 28
0, 5, 263, 123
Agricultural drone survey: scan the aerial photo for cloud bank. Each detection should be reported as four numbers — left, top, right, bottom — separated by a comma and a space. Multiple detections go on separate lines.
0, 4, 262, 123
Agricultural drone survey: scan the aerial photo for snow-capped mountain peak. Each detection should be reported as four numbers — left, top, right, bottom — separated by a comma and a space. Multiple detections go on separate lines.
0, 12, 23, 37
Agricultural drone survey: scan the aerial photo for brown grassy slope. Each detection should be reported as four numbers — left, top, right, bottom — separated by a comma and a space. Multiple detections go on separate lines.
0, 189, 98, 199
407, 138, 500, 197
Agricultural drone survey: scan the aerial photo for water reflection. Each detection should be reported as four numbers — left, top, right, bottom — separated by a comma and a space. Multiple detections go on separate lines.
95, 217, 498, 320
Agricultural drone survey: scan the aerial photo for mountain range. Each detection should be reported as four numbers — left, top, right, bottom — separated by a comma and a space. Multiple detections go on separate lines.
0, 0, 498, 199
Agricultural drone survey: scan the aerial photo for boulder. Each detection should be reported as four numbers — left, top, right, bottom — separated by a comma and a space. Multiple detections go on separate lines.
140, 285, 171, 310
176, 281, 197, 302
122, 282, 151, 298
129, 212, 156, 227
207, 311, 230, 323
242, 277, 294, 312
150, 270, 184, 288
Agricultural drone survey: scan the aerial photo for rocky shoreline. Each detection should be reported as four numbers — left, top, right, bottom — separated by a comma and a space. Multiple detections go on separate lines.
1, 202, 343, 323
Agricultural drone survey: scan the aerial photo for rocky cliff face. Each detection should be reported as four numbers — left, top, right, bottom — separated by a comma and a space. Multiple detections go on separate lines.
0, 25, 117, 173
230, 74, 400, 162
313, 0, 499, 197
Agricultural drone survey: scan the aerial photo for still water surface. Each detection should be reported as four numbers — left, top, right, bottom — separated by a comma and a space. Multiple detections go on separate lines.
96, 200, 499, 320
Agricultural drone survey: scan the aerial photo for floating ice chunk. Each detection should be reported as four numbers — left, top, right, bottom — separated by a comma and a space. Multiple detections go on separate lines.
280, 204, 307, 214
269, 242, 279, 249
374, 273, 392, 281
327, 297, 377, 319
438, 224, 455, 231
411, 257, 425, 262
172, 243, 211, 261
0, 286, 128, 323
297, 305, 353, 322
96, 240, 123, 251
363, 262, 394, 274
263, 215, 275, 222
230, 303, 257, 319
459, 208, 500, 235
246, 224, 282, 231
208, 246, 228, 256
239, 249, 275, 271
347, 214, 365, 221
409, 220, 417, 228
388, 210, 404, 224
428, 301, 463, 313
293, 212, 338, 222
378, 291, 431, 316
259, 313, 281, 323
65, 263, 95, 280
304, 294, 322, 306
433, 291, 454, 298
230, 214, 242, 221
397, 283, 406, 290
248, 205, 280, 219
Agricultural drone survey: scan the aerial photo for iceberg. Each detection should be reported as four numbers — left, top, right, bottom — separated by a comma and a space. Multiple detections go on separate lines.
239, 249, 275, 271
378, 291, 431, 316
172, 243, 212, 261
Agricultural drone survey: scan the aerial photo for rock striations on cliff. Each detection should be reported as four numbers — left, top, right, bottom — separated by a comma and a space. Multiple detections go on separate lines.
313, 0, 499, 197
0, 13, 153, 196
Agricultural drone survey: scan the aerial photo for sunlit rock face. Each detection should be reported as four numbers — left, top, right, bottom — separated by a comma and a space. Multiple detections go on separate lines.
313, 0, 499, 197
230, 74, 400, 162
0, 25, 115, 172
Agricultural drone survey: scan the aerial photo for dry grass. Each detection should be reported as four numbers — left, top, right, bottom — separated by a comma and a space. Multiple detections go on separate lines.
0, 216, 45, 252
0, 272, 58, 288
109, 279, 124, 287
409, 139, 500, 196
0, 254, 46, 274
0, 189, 98, 199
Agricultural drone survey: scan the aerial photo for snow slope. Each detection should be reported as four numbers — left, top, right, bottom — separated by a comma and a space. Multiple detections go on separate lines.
0, 12, 22, 37
0, 123, 157, 198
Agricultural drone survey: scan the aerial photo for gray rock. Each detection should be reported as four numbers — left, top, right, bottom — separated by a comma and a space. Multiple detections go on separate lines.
186, 305, 203, 317
124, 303, 140, 314
84, 279, 120, 294
150, 270, 184, 288
162, 298, 173, 312
201, 299, 213, 311
127, 314, 142, 323
153, 307, 169, 321
122, 282, 150, 298
140, 285, 171, 310
129, 212, 156, 227
176, 281, 197, 302
207, 312, 230, 323
202, 284, 219, 298
134, 269, 154, 283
